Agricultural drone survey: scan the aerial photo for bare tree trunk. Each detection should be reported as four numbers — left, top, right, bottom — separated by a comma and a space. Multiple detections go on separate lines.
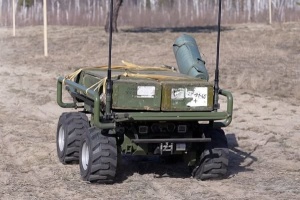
105, 0, 123, 33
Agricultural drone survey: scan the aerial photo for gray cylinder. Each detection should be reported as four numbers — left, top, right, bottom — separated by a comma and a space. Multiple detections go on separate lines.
173, 34, 209, 81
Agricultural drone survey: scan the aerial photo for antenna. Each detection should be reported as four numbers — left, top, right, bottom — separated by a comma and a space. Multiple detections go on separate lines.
213, 0, 222, 111
105, 0, 114, 118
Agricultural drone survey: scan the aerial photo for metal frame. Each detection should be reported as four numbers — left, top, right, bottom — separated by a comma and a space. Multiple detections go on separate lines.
132, 138, 211, 144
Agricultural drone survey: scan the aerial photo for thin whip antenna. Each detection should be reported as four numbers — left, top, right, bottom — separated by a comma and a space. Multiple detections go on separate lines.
214, 0, 222, 111
105, 0, 114, 117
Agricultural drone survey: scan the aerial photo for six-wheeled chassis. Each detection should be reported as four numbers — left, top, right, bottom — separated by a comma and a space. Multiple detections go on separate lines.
56, 77, 233, 183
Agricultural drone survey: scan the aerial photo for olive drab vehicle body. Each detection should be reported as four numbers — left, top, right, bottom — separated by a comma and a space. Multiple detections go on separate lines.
56, 0, 233, 183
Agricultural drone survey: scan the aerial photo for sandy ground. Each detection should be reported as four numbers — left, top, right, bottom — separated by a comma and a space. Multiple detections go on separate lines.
0, 22, 299, 200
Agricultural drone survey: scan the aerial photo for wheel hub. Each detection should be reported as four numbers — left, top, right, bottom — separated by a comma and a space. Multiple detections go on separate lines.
58, 126, 65, 152
81, 141, 89, 170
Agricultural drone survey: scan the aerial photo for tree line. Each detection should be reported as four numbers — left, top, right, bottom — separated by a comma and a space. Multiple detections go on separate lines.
0, 0, 299, 27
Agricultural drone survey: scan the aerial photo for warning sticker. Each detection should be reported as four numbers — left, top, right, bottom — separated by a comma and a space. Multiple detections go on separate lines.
186, 87, 208, 107
137, 86, 155, 98
171, 88, 185, 99
185, 90, 194, 98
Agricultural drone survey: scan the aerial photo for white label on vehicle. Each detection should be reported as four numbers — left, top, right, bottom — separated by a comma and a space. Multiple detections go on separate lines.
137, 86, 155, 98
187, 87, 208, 107
171, 88, 185, 99
176, 143, 186, 151
185, 89, 194, 98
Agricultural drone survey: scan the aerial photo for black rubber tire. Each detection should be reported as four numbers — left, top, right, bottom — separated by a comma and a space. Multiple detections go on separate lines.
56, 112, 89, 164
192, 128, 229, 180
80, 127, 118, 183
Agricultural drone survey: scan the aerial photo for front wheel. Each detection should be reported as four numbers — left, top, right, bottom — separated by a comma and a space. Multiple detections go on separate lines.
79, 127, 118, 183
56, 112, 89, 164
192, 128, 229, 180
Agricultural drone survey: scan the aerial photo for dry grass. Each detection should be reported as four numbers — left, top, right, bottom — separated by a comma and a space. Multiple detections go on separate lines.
0, 22, 300, 200
1, 22, 299, 102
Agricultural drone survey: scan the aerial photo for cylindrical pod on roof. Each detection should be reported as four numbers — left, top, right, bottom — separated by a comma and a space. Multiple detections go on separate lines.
173, 34, 209, 81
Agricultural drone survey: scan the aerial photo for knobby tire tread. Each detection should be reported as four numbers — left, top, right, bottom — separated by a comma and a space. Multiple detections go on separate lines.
193, 128, 229, 180
81, 127, 117, 184
57, 112, 89, 164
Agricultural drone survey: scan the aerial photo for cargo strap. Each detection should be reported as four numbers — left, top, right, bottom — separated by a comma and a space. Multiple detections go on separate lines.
62, 60, 192, 94
63, 60, 174, 82
122, 72, 190, 81
85, 77, 107, 95
82, 71, 191, 95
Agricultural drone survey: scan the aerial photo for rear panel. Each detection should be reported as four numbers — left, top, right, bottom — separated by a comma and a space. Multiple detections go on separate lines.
161, 80, 214, 111
77, 68, 213, 112
112, 79, 161, 111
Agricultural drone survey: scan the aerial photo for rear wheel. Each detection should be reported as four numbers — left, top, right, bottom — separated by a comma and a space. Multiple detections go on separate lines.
56, 112, 89, 164
192, 128, 229, 180
80, 127, 118, 183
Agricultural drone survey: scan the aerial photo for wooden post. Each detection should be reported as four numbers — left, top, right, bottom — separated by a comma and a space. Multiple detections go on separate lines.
43, 0, 48, 57
269, 0, 272, 24
12, 0, 15, 36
